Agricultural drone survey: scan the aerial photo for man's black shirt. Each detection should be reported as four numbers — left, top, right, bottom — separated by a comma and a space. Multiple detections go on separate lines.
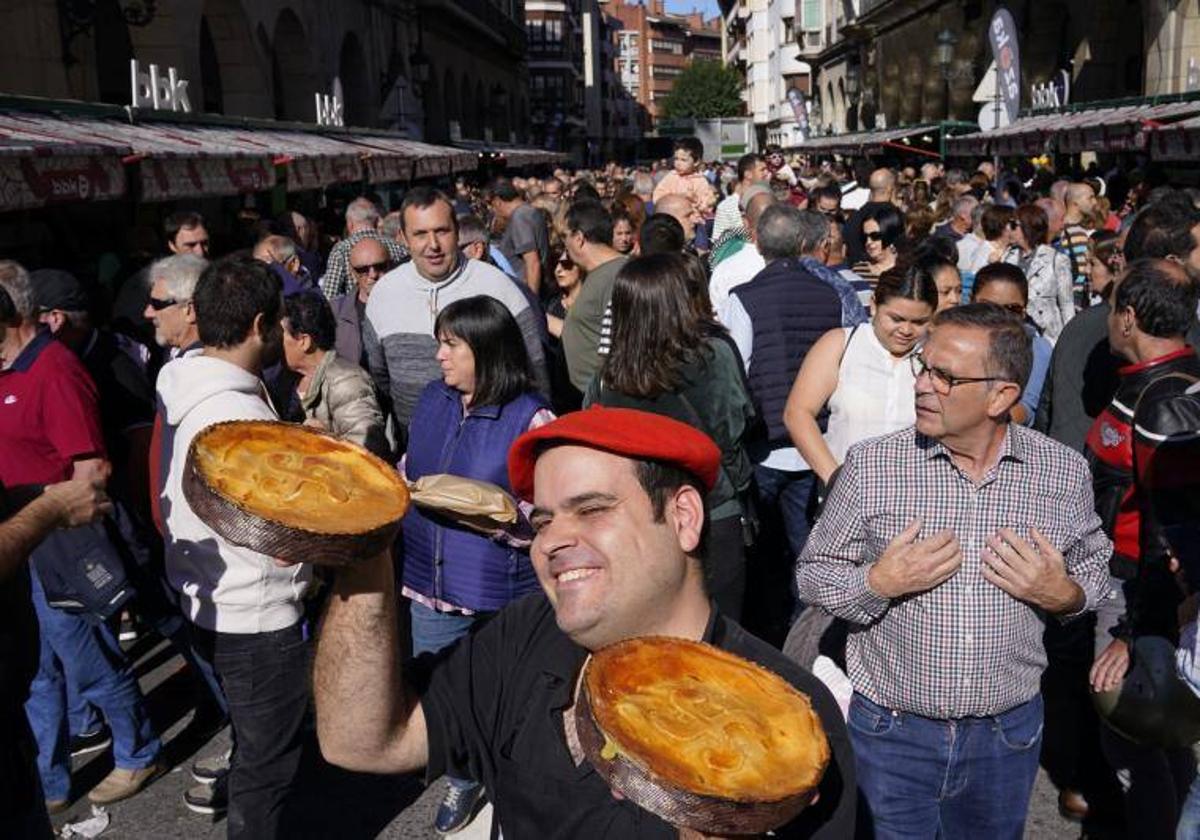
417, 593, 856, 839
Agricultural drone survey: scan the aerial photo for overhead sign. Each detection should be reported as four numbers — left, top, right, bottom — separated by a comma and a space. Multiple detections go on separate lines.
315, 94, 344, 127
1031, 70, 1071, 112
987, 9, 1021, 125
130, 60, 192, 113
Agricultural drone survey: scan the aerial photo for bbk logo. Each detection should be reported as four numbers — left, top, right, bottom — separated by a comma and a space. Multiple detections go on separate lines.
315, 94, 344, 128
130, 60, 192, 113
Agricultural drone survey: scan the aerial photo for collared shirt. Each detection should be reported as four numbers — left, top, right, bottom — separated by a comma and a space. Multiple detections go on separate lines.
0, 330, 105, 486
319, 229, 409, 299
797, 424, 1112, 719
418, 593, 857, 839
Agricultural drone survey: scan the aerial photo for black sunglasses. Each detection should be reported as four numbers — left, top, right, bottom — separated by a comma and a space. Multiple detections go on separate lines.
557, 256, 575, 270
865, 231, 884, 242
351, 260, 391, 275
147, 296, 180, 311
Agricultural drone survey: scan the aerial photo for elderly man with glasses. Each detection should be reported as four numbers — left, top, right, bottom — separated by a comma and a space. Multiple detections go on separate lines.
797, 302, 1111, 840
331, 238, 392, 369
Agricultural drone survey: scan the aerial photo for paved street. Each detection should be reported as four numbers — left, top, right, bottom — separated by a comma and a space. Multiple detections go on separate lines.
49, 634, 1091, 839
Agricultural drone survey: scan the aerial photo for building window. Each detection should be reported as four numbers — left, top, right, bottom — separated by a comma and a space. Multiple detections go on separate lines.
650, 39, 682, 54
800, 0, 822, 31
652, 65, 683, 78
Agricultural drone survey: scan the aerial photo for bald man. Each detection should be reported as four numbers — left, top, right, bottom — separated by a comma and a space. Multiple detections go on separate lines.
331, 237, 392, 367
709, 189, 776, 308
252, 234, 313, 295
654, 193, 701, 244
844, 168, 898, 266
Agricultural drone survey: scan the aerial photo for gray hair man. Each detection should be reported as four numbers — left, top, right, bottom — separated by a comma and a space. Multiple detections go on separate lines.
716, 204, 863, 641
933, 195, 979, 244
798, 303, 1110, 838
319, 197, 407, 300
144, 253, 207, 356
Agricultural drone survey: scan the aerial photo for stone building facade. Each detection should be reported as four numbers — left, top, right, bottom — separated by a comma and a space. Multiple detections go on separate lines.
0, 0, 528, 144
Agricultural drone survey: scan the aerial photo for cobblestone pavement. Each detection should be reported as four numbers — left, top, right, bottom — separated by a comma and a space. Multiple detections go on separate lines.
48, 635, 1094, 839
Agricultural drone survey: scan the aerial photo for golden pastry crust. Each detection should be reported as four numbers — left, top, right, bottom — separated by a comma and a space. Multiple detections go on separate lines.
191, 420, 408, 534
585, 637, 830, 802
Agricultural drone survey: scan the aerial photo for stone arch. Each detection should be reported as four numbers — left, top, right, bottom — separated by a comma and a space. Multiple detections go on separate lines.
272, 8, 319, 122
199, 0, 273, 117
93, 0, 134, 105
461, 76, 474, 138
423, 67, 446, 142
444, 68, 458, 135
338, 32, 371, 127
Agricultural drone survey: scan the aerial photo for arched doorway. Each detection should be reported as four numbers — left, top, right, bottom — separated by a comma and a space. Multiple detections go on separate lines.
461, 77, 474, 138
273, 9, 319, 122
444, 69, 458, 138
338, 32, 371, 127
94, 0, 134, 105
200, 0, 273, 117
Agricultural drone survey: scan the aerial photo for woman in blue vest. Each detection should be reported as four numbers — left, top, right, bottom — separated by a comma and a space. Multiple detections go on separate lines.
583, 253, 757, 621
401, 295, 553, 833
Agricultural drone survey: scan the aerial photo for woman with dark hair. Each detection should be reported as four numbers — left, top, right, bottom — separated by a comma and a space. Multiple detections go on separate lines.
545, 250, 586, 413
281, 293, 388, 458
584, 254, 756, 620
970, 262, 1051, 426
1088, 229, 1124, 301
400, 295, 554, 832
852, 203, 904, 281
1006, 203, 1074, 340
912, 248, 962, 313
964, 204, 1016, 277
784, 261, 937, 487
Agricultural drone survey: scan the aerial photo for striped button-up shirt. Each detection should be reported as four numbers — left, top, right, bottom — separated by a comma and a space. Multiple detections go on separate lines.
319, 230, 409, 300
796, 424, 1112, 719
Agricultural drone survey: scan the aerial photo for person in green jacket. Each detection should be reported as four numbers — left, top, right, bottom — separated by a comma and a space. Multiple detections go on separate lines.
584, 253, 757, 620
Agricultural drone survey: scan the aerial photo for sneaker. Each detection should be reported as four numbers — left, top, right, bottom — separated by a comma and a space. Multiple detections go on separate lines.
434, 782, 486, 835
184, 776, 228, 816
191, 748, 232, 784
87, 764, 161, 805
118, 611, 138, 643
69, 727, 112, 758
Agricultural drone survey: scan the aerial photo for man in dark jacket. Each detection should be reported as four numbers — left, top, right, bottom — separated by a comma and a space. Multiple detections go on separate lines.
717, 205, 846, 642
332, 237, 392, 369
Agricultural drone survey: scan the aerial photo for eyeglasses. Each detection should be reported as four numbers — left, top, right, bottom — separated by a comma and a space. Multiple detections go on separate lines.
147, 296, 180, 311
351, 260, 390, 276
865, 231, 884, 242
910, 353, 1001, 394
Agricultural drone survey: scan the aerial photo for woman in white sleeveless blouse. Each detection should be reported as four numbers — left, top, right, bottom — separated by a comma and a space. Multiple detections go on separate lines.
784, 262, 940, 486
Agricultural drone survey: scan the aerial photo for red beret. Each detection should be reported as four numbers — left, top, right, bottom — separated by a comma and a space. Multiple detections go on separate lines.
507, 406, 721, 502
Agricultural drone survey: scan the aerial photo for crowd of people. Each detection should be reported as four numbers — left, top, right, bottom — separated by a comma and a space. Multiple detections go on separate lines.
3, 135, 1200, 840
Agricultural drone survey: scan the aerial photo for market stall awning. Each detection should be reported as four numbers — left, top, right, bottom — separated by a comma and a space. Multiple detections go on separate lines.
1146, 114, 1200, 161
0, 112, 129, 210
342, 135, 476, 181
945, 99, 1200, 157
788, 124, 944, 157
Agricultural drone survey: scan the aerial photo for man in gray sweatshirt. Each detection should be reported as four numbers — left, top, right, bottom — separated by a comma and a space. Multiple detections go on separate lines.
363, 187, 549, 439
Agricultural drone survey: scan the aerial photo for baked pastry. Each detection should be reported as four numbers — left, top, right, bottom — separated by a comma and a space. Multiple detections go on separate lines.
184, 420, 409, 564
575, 636, 830, 834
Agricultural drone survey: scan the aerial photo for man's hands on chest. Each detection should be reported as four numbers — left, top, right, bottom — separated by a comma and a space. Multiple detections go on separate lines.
867, 519, 963, 599
982, 527, 1084, 614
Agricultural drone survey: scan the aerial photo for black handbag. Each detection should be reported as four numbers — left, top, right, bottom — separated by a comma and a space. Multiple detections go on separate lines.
30, 517, 135, 622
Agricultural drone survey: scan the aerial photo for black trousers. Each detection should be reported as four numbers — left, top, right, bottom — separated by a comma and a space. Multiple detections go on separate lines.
192, 622, 309, 840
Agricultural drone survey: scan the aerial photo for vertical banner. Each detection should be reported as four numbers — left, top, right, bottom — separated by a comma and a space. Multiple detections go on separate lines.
988, 9, 1021, 125
787, 88, 809, 142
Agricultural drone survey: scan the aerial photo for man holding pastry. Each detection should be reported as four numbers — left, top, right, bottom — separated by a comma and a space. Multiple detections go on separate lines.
311, 406, 855, 838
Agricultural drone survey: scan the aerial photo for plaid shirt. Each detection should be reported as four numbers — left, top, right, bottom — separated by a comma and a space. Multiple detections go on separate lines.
318, 230, 409, 300
797, 424, 1112, 718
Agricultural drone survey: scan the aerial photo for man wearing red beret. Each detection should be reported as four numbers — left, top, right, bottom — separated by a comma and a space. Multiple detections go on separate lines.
312, 406, 855, 838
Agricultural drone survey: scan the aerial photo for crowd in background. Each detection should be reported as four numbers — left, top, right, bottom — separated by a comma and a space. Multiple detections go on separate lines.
5, 134, 1200, 840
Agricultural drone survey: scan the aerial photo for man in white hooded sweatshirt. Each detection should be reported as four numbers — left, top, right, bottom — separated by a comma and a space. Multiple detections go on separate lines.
154, 257, 310, 839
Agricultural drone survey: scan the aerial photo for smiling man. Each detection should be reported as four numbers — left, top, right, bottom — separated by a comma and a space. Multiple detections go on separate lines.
361, 187, 548, 439
312, 407, 855, 839
797, 303, 1112, 840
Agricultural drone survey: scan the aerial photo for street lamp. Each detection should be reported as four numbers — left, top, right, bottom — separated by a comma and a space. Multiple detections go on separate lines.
934, 29, 958, 76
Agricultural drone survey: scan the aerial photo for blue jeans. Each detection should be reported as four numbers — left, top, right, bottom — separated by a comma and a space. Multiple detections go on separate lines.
849, 692, 1043, 840
752, 466, 816, 558
1179, 772, 1200, 839
410, 601, 483, 792
25, 570, 160, 801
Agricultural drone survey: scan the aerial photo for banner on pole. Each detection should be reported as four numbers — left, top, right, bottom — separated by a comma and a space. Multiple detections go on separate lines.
987, 9, 1021, 125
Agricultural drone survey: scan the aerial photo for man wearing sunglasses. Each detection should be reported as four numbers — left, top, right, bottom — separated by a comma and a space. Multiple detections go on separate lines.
331, 238, 391, 369
143, 254, 207, 360
798, 303, 1111, 839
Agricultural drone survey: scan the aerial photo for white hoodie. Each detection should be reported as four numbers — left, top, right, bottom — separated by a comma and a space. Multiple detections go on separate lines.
156, 355, 310, 633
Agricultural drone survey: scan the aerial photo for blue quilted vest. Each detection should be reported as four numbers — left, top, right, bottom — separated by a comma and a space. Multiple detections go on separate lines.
402, 380, 547, 612
733, 257, 843, 448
